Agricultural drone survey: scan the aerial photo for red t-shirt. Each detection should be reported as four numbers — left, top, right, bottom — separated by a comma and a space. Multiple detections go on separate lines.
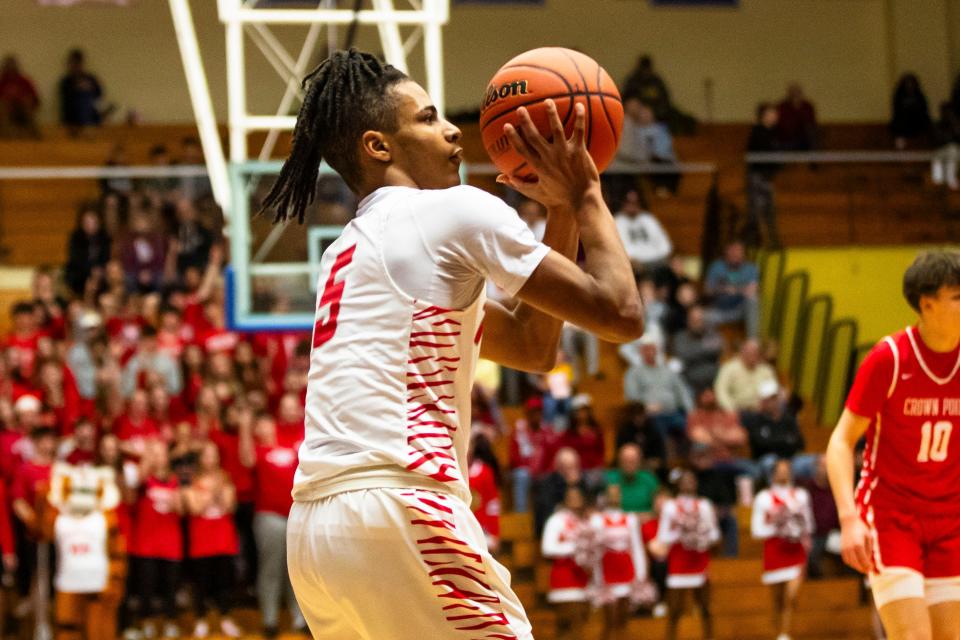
468, 460, 500, 539
12, 461, 51, 509
4, 331, 41, 378
557, 426, 606, 471
509, 422, 559, 477
253, 443, 299, 517
209, 429, 254, 503
0, 482, 14, 557
848, 326, 960, 515
130, 476, 183, 560
275, 420, 305, 449
187, 476, 239, 558
114, 415, 160, 443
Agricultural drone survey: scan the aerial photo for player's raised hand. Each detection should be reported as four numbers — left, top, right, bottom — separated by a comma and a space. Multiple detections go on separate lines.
496, 100, 600, 210
839, 514, 873, 574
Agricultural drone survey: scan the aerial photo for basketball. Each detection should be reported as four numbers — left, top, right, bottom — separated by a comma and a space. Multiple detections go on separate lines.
479, 47, 624, 179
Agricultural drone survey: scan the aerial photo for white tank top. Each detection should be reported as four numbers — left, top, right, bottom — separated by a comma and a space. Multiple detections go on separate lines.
293, 185, 549, 505
54, 511, 109, 594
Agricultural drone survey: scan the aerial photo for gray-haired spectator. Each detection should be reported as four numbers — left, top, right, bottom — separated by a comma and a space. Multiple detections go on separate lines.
714, 338, 777, 413
623, 336, 692, 455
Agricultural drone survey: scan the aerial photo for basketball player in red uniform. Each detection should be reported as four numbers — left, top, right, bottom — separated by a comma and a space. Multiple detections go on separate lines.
827, 250, 960, 640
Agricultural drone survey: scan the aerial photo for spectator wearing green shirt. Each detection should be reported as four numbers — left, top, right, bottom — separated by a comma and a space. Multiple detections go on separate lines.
605, 443, 659, 514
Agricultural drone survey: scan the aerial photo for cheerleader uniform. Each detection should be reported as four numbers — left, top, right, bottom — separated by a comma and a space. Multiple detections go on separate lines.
656, 496, 720, 589
541, 509, 591, 603
751, 485, 814, 585
590, 509, 648, 599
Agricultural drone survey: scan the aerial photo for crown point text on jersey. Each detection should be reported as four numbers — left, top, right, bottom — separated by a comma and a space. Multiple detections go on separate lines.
902, 397, 960, 417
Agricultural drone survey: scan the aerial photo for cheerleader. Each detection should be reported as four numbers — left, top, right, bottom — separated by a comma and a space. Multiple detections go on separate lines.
653, 470, 720, 640
590, 483, 649, 640
541, 485, 592, 640
750, 458, 814, 640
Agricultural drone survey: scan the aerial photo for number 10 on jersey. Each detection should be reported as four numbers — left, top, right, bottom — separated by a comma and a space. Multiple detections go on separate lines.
917, 420, 953, 463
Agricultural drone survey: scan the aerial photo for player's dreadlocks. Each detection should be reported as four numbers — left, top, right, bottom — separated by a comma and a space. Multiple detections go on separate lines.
261, 49, 408, 224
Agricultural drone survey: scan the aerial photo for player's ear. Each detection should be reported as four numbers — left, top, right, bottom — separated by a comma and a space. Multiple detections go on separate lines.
361, 130, 391, 164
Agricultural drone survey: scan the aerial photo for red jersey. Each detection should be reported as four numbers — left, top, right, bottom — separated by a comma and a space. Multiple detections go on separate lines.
4, 331, 41, 378
254, 443, 299, 517
12, 461, 51, 510
187, 476, 239, 558
849, 327, 960, 515
209, 429, 254, 503
113, 414, 160, 458
130, 476, 183, 560
468, 460, 500, 540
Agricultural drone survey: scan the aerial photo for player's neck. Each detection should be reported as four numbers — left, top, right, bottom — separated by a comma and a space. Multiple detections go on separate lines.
916, 319, 960, 353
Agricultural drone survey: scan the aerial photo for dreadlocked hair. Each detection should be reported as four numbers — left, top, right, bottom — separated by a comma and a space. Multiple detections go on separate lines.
261, 48, 408, 224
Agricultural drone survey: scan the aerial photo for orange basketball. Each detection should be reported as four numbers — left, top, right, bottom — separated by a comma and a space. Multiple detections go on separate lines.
479, 47, 623, 179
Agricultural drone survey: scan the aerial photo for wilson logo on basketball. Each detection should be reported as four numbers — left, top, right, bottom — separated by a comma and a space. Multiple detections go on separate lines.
481, 79, 529, 111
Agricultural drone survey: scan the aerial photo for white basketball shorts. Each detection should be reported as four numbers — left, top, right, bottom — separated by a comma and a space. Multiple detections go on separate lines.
287, 487, 533, 640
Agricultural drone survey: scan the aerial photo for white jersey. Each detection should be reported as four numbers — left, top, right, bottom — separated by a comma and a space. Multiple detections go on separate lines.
54, 511, 109, 594
294, 185, 549, 505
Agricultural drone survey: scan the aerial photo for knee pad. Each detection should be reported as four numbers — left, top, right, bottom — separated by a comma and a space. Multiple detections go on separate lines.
870, 568, 925, 609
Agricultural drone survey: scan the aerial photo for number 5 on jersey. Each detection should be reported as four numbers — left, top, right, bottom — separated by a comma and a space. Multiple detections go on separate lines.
313, 244, 357, 349
917, 420, 953, 463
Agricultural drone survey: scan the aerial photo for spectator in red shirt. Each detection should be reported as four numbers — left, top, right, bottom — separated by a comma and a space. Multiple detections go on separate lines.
113, 389, 160, 459
156, 304, 187, 360
2, 395, 44, 484
275, 393, 305, 448
686, 387, 753, 477
183, 441, 242, 638
239, 412, 305, 636
35, 358, 82, 434
59, 416, 97, 465
196, 301, 240, 356
509, 396, 558, 513
10, 427, 56, 598
776, 83, 818, 151
557, 394, 606, 489
205, 351, 242, 407
0, 55, 39, 138
193, 385, 222, 437
128, 440, 183, 639
5, 301, 42, 379
468, 434, 502, 553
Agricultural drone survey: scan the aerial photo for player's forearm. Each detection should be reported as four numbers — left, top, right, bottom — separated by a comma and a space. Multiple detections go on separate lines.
573, 187, 643, 341
510, 206, 580, 367
826, 429, 859, 522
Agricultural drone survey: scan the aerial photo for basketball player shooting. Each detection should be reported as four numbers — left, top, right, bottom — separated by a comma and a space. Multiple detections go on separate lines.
260, 49, 643, 639
826, 250, 960, 640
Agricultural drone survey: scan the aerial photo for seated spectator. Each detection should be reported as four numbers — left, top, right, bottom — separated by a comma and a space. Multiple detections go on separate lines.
101, 144, 135, 201
59, 49, 105, 134
623, 337, 692, 452
620, 54, 696, 134
745, 105, 782, 248
541, 485, 592, 640
687, 387, 751, 472
932, 100, 960, 190
614, 402, 667, 476
714, 338, 777, 413
170, 198, 214, 281
741, 381, 808, 477
613, 189, 673, 275
65, 204, 112, 296
468, 434, 502, 553
890, 73, 932, 149
799, 454, 839, 579
534, 447, 585, 537
661, 279, 698, 337
0, 55, 39, 138
705, 240, 760, 337
616, 100, 679, 198
119, 209, 168, 293
557, 394, 606, 489
509, 397, 558, 513
121, 325, 181, 399
538, 350, 574, 429
671, 305, 724, 393
776, 83, 818, 151
137, 145, 179, 202
605, 443, 659, 515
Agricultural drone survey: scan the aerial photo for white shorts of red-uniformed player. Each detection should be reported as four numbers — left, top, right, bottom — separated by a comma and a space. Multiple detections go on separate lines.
287, 486, 533, 640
